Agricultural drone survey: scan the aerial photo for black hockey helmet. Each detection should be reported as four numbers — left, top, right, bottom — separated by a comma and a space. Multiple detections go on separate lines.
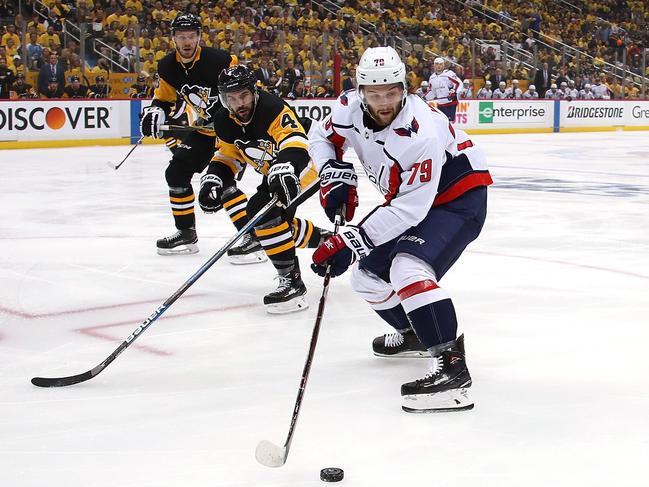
171, 13, 201, 35
217, 65, 259, 118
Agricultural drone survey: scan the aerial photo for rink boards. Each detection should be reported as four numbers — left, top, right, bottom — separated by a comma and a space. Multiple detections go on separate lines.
1, 98, 649, 149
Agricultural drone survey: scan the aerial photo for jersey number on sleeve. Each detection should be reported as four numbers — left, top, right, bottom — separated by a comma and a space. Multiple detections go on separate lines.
281, 113, 298, 129
407, 159, 432, 184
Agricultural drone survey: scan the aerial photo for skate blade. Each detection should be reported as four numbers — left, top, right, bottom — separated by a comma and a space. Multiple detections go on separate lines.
401, 388, 474, 413
265, 295, 309, 315
156, 243, 199, 256
228, 250, 268, 265
373, 350, 431, 359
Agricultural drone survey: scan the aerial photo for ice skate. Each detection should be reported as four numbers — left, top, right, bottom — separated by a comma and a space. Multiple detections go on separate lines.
401, 335, 474, 413
156, 228, 198, 255
227, 233, 267, 265
372, 328, 430, 358
264, 268, 308, 314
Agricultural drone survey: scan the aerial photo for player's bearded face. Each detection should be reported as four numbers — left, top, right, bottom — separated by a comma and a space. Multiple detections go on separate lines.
363, 83, 404, 126
225, 88, 255, 122
174, 31, 199, 60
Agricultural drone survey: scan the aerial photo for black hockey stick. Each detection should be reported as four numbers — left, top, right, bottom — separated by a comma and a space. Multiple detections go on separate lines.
160, 123, 215, 135
31, 195, 280, 388
107, 136, 144, 170
255, 213, 343, 468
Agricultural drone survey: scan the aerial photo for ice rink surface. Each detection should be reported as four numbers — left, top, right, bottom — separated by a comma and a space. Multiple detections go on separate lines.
1, 131, 648, 487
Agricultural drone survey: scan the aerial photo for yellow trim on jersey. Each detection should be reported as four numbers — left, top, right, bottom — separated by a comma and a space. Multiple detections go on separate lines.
268, 106, 307, 149
172, 208, 194, 216
153, 76, 176, 103
264, 240, 295, 256
255, 221, 290, 237
299, 163, 319, 190
170, 194, 195, 203
223, 193, 247, 209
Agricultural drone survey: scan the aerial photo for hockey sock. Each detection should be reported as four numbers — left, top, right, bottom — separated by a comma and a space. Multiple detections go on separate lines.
255, 218, 297, 274
292, 218, 329, 248
390, 253, 458, 348
222, 189, 249, 231
169, 186, 195, 229
375, 304, 412, 332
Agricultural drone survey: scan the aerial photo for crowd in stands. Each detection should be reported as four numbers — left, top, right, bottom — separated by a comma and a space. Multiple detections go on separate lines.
1, 0, 648, 100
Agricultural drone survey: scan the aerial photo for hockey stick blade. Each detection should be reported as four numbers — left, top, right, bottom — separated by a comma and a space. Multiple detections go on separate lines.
106, 161, 118, 170
255, 440, 287, 468
32, 369, 93, 387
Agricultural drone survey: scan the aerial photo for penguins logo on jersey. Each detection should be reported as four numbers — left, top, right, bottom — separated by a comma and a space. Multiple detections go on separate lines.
234, 139, 276, 173
179, 85, 218, 121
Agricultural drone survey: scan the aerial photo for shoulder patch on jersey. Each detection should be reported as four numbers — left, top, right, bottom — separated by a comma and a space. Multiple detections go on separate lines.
340, 94, 348, 106
393, 117, 419, 137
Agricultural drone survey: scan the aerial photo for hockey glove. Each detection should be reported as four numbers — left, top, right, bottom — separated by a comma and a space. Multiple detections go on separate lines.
448, 88, 457, 102
140, 106, 166, 138
319, 159, 358, 223
198, 173, 223, 213
311, 225, 373, 277
268, 162, 301, 207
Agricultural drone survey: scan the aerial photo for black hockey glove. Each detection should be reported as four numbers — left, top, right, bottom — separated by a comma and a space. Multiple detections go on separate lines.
319, 159, 358, 223
268, 162, 301, 207
198, 173, 224, 213
140, 106, 166, 138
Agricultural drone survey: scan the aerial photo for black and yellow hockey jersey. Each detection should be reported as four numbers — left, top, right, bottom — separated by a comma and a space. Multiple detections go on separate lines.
152, 46, 237, 126
210, 90, 317, 188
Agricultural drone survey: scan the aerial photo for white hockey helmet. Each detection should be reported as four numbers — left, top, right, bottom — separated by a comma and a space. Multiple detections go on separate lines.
433, 57, 445, 65
512, 79, 519, 85
463, 79, 470, 85
584, 83, 591, 90
560, 81, 567, 88
485, 80, 492, 86
551, 83, 557, 89
420, 80, 429, 88
356, 46, 407, 110
499, 81, 506, 88
529, 84, 536, 91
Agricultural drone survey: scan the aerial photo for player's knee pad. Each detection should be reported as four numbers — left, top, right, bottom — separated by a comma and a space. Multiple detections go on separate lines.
247, 191, 284, 225
351, 266, 400, 310
165, 163, 193, 187
389, 253, 438, 296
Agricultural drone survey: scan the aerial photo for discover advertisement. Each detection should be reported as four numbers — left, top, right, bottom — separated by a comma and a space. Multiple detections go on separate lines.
0, 100, 130, 141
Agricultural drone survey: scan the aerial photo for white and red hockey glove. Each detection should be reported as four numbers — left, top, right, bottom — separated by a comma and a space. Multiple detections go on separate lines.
319, 159, 358, 223
311, 225, 373, 277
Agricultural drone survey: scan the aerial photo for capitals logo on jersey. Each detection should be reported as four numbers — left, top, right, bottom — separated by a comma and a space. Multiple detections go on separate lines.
179, 84, 218, 121
234, 138, 276, 174
393, 117, 420, 137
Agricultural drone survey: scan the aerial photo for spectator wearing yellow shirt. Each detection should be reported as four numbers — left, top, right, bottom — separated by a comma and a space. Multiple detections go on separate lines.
119, 8, 139, 28
125, 0, 142, 13
142, 52, 157, 75
28, 14, 47, 35
240, 44, 256, 63
38, 26, 62, 48
2, 24, 20, 47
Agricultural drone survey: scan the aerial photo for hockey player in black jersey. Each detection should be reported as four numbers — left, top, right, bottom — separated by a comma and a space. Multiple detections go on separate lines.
200, 64, 330, 314
139, 13, 242, 256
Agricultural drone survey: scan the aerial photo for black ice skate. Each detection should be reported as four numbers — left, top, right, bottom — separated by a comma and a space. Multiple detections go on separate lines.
227, 233, 267, 265
372, 328, 430, 358
401, 335, 474, 413
156, 228, 198, 255
264, 268, 308, 314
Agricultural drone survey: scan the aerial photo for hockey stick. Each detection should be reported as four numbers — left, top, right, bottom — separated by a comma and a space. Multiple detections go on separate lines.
160, 123, 215, 135
107, 136, 144, 170
31, 195, 280, 388
255, 213, 343, 468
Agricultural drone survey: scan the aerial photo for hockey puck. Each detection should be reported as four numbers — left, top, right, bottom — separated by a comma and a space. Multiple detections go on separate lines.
320, 467, 344, 482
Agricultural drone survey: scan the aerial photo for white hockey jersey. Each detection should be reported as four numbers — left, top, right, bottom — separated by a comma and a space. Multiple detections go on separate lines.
591, 83, 610, 99
425, 70, 462, 107
579, 89, 595, 100
523, 90, 539, 99
308, 90, 492, 246
476, 87, 492, 99
504, 87, 523, 99
491, 88, 508, 99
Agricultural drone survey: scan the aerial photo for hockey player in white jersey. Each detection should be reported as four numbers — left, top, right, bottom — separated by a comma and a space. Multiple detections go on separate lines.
591, 77, 611, 99
492, 81, 508, 99
504, 79, 523, 99
545, 83, 561, 99
309, 46, 493, 413
476, 80, 492, 99
579, 83, 595, 99
415, 80, 429, 99
565, 80, 579, 100
458, 79, 472, 99
425, 57, 462, 121
523, 84, 539, 98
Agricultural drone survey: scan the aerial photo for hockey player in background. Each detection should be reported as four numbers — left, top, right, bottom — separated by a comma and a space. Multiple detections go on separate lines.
309, 47, 493, 412
458, 79, 472, 99
425, 57, 462, 121
523, 84, 539, 99
579, 83, 595, 99
476, 80, 492, 99
545, 83, 562, 99
491, 81, 508, 99
504, 79, 523, 99
591, 76, 611, 99
139, 13, 239, 256
202, 65, 330, 313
